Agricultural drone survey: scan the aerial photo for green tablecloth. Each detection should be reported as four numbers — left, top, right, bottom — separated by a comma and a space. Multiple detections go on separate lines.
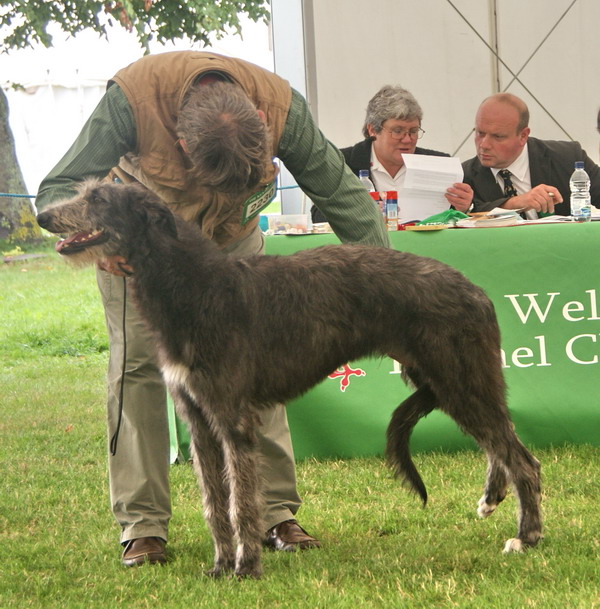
169, 222, 600, 462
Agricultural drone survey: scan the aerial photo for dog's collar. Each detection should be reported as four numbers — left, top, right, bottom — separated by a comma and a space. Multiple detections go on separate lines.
118, 262, 134, 277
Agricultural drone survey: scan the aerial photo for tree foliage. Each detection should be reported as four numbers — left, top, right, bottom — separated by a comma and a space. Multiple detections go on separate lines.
0, 1, 270, 52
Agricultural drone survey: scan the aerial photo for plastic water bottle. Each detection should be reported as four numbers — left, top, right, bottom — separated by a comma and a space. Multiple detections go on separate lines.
358, 169, 376, 192
570, 161, 592, 222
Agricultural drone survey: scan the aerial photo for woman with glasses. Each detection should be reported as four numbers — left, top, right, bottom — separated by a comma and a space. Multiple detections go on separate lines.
312, 85, 473, 223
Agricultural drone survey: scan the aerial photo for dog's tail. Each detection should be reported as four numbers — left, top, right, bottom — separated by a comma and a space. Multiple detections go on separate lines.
385, 385, 436, 506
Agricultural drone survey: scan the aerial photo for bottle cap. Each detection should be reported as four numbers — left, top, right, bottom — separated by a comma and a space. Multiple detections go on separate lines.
359, 169, 369, 177
575, 161, 584, 169
369, 192, 380, 202
386, 190, 398, 199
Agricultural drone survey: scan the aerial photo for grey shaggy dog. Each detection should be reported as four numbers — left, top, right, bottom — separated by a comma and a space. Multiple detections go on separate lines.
37, 180, 542, 579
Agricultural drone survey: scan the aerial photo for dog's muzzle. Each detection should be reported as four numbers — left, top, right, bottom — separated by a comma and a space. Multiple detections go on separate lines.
37, 211, 109, 255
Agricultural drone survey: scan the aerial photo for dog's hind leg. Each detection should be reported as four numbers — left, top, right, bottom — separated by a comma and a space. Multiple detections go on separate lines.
477, 455, 509, 518
421, 323, 543, 553
496, 438, 542, 553
175, 391, 237, 577
475, 427, 542, 552
442, 393, 542, 552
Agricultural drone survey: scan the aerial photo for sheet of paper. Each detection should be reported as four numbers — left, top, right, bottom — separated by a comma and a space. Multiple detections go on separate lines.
397, 154, 464, 222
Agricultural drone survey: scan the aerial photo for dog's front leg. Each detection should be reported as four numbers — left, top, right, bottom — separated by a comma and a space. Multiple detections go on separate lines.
220, 411, 264, 579
180, 399, 237, 577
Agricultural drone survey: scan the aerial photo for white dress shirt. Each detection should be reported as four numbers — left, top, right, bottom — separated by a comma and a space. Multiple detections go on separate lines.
490, 143, 532, 194
490, 143, 538, 218
369, 148, 407, 192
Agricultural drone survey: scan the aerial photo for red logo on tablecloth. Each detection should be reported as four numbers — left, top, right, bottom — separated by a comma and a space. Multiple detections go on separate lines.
328, 363, 366, 392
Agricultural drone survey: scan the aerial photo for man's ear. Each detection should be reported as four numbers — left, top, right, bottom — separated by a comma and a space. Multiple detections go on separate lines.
257, 109, 266, 122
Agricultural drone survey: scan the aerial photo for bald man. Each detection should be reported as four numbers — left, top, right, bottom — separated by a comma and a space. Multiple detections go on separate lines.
463, 93, 600, 216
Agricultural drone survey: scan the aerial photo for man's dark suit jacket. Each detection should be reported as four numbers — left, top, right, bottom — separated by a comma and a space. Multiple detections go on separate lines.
311, 138, 449, 223
462, 136, 600, 215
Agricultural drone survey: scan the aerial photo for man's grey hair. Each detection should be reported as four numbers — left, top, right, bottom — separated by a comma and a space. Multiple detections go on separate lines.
362, 85, 423, 138
176, 81, 272, 193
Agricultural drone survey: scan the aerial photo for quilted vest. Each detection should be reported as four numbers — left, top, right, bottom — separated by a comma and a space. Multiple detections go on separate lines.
110, 51, 292, 246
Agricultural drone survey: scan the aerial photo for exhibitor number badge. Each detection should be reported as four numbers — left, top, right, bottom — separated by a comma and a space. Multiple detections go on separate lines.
241, 181, 277, 225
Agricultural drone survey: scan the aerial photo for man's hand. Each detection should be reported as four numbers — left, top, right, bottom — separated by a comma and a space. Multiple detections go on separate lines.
97, 256, 134, 277
501, 184, 562, 214
445, 182, 474, 212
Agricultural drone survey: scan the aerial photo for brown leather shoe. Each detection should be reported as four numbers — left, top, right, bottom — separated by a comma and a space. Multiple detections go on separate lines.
263, 519, 321, 552
121, 537, 167, 567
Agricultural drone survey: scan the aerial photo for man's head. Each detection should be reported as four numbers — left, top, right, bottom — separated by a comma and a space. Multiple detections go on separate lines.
474, 93, 530, 169
363, 85, 424, 172
176, 81, 272, 193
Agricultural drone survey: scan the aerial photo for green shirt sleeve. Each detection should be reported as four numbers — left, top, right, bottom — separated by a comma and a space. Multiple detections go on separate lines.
35, 84, 136, 210
277, 89, 389, 247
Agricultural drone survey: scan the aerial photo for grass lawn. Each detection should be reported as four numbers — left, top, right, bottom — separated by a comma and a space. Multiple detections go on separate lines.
1, 246, 599, 609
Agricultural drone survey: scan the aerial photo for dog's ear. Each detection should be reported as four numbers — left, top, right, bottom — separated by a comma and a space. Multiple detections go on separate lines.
147, 202, 178, 239
126, 185, 178, 239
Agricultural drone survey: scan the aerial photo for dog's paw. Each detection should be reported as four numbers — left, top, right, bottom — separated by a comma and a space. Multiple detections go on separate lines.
503, 538, 524, 553
234, 565, 262, 580
205, 566, 229, 578
205, 558, 235, 578
477, 495, 497, 518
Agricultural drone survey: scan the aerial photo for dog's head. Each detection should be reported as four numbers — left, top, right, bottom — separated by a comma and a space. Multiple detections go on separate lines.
37, 180, 178, 266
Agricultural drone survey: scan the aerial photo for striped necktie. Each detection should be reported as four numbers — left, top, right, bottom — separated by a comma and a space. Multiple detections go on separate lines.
498, 169, 518, 198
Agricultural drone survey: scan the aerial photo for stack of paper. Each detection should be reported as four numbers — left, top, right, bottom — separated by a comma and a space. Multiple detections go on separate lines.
456, 209, 520, 228
398, 154, 464, 222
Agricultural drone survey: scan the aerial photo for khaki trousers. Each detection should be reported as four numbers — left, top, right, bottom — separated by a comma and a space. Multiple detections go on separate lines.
97, 226, 301, 544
